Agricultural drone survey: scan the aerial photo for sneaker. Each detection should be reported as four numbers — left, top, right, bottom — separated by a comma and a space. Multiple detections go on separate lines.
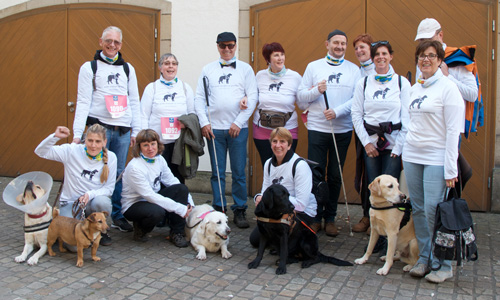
310, 222, 322, 233
409, 263, 431, 278
325, 222, 338, 237
99, 233, 112, 246
352, 217, 370, 233
170, 232, 189, 248
111, 218, 133, 232
133, 222, 148, 242
425, 269, 453, 283
233, 209, 250, 229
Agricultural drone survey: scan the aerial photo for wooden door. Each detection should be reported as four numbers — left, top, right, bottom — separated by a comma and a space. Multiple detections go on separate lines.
250, 0, 366, 205
366, 0, 495, 210
0, 4, 158, 180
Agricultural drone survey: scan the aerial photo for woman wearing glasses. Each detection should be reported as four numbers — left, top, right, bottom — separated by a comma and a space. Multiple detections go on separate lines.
140, 53, 196, 184
402, 40, 464, 283
351, 40, 411, 229
252, 42, 302, 166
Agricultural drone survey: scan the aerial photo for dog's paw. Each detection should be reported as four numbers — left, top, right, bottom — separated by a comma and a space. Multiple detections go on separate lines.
48, 251, 56, 257
376, 267, 389, 276
15, 255, 26, 263
196, 253, 207, 260
354, 257, 368, 265
221, 250, 232, 259
248, 260, 260, 269
276, 266, 287, 275
380, 255, 387, 261
92, 256, 101, 262
76, 260, 84, 267
403, 264, 413, 272
27, 256, 39, 265
301, 260, 314, 268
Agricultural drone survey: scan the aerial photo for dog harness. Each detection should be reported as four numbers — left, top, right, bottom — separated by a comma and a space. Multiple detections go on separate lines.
370, 197, 412, 230
24, 207, 52, 233
79, 225, 98, 247
186, 210, 214, 229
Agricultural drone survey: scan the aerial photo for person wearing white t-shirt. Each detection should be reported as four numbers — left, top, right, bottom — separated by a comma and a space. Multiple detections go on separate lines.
141, 53, 195, 184
403, 40, 465, 283
35, 124, 117, 246
72, 26, 140, 233
297, 29, 361, 237
253, 42, 302, 166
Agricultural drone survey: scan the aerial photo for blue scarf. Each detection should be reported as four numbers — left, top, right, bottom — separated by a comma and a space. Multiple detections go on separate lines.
85, 147, 103, 161
326, 53, 344, 66
268, 66, 287, 80
160, 76, 178, 87
417, 68, 443, 88
374, 66, 394, 83
140, 153, 156, 164
219, 57, 237, 68
100, 52, 118, 64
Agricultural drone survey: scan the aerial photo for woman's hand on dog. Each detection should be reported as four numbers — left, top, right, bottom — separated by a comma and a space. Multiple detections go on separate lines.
255, 195, 262, 206
55, 126, 71, 139
184, 204, 193, 218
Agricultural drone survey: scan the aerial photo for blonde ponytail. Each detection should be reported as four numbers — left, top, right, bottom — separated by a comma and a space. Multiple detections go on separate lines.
100, 147, 109, 183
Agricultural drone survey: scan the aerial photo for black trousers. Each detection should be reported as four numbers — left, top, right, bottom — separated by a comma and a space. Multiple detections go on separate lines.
162, 143, 185, 184
124, 184, 189, 234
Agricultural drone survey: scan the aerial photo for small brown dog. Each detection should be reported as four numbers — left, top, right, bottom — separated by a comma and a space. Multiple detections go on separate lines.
355, 175, 418, 275
47, 208, 109, 267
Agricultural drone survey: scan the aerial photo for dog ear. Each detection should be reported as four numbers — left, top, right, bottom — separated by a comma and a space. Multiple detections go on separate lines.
16, 194, 25, 204
199, 220, 206, 234
87, 213, 97, 223
102, 211, 109, 217
369, 177, 381, 196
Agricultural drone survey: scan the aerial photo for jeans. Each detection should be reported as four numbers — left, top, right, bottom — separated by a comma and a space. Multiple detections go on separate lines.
308, 130, 352, 223
207, 128, 248, 211
364, 149, 401, 189
403, 161, 451, 271
254, 138, 298, 168
123, 184, 189, 234
59, 196, 112, 219
105, 128, 130, 221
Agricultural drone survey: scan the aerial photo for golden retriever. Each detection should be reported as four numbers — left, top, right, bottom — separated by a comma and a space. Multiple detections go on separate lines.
185, 204, 231, 260
15, 181, 52, 265
354, 175, 418, 275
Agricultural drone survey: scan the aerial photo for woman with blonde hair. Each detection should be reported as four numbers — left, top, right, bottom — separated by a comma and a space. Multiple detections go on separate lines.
35, 124, 117, 246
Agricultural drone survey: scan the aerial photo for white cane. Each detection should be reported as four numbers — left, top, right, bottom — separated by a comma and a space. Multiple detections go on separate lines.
323, 92, 353, 236
203, 76, 225, 213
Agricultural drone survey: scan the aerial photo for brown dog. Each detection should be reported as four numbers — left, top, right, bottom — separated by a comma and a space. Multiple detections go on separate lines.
354, 175, 418, 275
47, 208, 109, 267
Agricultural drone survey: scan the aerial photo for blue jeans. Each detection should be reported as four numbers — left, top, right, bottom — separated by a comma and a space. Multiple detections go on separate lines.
105, 128, 130, 221
403, 161, 451, 271
207, 128, 248, 211
363, 149, 401, 186
308, 130, 352, 223
59, 195, 111, 219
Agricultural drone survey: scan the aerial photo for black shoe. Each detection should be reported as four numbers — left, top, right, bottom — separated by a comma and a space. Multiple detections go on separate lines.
233, 209, 250, 229
364, 236, 388, 254
111, 218, 133, 232
170, 232, 189, 248
133, 222, 148, 242
213, 205, 227, 213
100, 233, 112, 246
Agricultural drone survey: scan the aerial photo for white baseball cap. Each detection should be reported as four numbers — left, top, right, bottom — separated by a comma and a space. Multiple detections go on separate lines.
415, 18, 441, 41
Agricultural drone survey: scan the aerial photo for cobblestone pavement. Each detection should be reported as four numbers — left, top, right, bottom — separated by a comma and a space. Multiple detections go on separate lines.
0, 177, 499, 300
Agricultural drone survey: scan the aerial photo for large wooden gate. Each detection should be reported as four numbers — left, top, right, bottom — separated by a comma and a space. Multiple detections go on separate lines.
250, 0, 496, 211
0, 4, 159, 180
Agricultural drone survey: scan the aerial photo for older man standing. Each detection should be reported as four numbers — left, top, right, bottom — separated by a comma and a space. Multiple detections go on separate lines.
195, 32, 257, 228
73, 26, 140, 238
298, 29, 361, 236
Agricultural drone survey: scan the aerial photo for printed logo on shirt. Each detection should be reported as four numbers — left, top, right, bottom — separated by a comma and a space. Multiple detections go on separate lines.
107, 73, 121, 84
328, 73, 342, 84
163, 93, 177, 102
410, 95, 428, 109
218, 73, 232, 84
154, 172, 162, 187
268, 82, 284, 92
272, 176, 284, 185
81, 169, 98, 180
373, 88, 390, 99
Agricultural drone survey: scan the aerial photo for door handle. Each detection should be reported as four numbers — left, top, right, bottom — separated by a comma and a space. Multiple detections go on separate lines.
68, 101, 75, 112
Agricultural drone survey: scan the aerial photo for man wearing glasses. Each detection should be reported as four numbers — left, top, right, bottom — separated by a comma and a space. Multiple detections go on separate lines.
194, 32, 257, 228
72, 26, 140, 238
297, 30, 361, 237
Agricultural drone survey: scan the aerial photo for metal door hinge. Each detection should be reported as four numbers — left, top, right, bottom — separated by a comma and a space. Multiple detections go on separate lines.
492, 49, 495, 61
155, 53, 157, 63
251, 52, 254, 62
493, 20, 495, 32
251, 26, 255, 37
488, 177, 491, 189
250, 165, 253, 176
155, 28, 158, 38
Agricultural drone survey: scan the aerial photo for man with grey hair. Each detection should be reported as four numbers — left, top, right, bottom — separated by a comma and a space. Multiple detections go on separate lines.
72, 26, 141, 241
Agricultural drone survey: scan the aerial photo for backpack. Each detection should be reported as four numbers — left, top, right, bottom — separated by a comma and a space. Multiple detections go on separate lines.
90, 59, 129, 91
430, 188, 478, 270
268, 157, 328, 205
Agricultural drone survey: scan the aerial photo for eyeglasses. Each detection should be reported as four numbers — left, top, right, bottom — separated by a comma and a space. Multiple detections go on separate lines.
162, 61, 178, 66
218, 43, 236, 50
418, 53, 438, 61
104, 39, 122, 46
371, 40, 389, 47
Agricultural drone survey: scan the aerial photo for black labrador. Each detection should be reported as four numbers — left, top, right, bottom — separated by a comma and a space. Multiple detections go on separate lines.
248, 184, 352, 275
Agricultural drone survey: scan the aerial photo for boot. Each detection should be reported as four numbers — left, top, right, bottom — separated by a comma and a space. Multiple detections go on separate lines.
352, 217, 370, 233
233, 209, 249, 228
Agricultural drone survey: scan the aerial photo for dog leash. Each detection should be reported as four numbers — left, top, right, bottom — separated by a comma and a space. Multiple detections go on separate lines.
186, 210, 214, 229
293, 214, 317, 235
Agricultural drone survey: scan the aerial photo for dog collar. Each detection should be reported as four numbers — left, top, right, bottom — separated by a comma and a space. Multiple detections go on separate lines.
186, 210, 215, 229
256, 213, 293, 226
27, 207, 49, 219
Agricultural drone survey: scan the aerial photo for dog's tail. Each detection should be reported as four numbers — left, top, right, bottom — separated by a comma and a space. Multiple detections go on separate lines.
318, 252, 353, 266
52, 207, 60, 218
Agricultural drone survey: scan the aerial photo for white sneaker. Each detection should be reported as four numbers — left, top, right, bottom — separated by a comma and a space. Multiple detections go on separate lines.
425, 269, 453, 283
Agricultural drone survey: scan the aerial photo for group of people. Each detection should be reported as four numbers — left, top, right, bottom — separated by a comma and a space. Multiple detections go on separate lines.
34, 17, 477, 284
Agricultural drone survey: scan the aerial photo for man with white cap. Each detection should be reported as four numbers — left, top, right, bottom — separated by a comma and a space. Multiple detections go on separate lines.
297, 29, 361, 237
415, 18, 478, 104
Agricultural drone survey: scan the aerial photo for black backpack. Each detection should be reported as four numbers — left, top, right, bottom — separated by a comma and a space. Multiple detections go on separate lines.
430, 188, 478, 269
268, 158, 328, 205
90, 59, 129, 91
